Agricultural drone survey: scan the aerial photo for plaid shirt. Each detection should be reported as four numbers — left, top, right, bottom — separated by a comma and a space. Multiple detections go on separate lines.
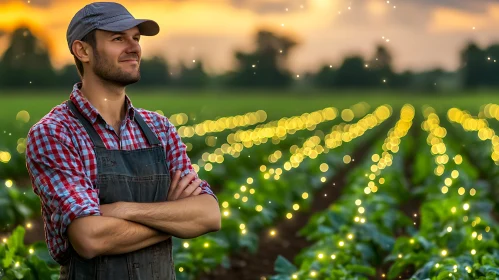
25, 82, 216, 265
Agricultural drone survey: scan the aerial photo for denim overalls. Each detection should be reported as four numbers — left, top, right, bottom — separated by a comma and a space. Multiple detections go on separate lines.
59, 100, 175, 280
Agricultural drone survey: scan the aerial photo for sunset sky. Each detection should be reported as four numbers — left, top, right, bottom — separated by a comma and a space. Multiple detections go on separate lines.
1, 0, 499, 75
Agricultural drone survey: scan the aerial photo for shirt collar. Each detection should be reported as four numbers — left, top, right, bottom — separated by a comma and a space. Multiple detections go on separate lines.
69, 82, 136, 124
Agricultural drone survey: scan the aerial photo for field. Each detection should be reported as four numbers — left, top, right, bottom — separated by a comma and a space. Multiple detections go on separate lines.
1, 90, 499, 280
0, 88, 498, 121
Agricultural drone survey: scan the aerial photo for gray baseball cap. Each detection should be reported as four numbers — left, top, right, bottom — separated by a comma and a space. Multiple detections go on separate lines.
67, 2, 160, 55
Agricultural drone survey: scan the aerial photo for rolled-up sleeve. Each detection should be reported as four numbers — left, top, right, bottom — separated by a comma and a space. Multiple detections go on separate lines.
164, 118, 218, 202
25, 122, 101, 256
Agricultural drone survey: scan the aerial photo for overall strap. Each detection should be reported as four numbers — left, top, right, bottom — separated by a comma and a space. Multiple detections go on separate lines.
66, 100, 106, 148
134, 111, 161, 146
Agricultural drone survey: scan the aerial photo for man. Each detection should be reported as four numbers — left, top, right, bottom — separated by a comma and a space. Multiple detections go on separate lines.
25, 2, 221, 279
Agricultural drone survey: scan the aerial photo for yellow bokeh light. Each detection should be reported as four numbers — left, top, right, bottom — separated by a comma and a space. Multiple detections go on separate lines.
0, 151, 12, 163
320, 163, 329, 172
341, 109, 354, 122
16, 110, 30, 123
343, 155, 352, 164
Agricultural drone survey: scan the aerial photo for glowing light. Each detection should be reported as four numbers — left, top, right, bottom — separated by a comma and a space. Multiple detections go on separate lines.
343, 155, 352, 164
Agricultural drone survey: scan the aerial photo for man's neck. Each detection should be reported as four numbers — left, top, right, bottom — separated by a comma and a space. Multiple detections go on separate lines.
79, 78, 127, 130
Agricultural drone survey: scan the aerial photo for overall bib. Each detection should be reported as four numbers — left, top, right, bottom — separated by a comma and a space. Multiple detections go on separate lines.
59, 100, 175, 280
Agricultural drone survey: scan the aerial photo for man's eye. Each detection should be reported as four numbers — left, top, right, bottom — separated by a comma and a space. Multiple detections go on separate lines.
113, 37, 122, 41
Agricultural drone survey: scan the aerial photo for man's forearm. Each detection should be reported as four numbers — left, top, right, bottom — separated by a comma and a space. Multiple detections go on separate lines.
120, 194, 221, 239
82, 216, 170, 258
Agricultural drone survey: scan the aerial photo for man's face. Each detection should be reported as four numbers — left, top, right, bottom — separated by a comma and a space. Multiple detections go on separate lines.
90, 27, 142, 87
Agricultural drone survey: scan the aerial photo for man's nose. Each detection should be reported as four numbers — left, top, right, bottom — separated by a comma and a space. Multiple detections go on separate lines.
126, 38, 141, 54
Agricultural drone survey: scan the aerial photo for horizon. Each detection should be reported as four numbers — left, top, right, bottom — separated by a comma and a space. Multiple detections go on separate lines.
1, 0, 499, 75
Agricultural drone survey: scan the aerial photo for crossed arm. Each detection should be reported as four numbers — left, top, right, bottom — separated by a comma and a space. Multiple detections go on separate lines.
26, 119, 220, 261
69, 172, 221, 259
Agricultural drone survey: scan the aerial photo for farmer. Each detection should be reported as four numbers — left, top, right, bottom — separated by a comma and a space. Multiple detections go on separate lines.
24, 2, 220, 279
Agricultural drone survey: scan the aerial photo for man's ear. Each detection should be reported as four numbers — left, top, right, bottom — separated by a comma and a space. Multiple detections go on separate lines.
73, 41, 91, 63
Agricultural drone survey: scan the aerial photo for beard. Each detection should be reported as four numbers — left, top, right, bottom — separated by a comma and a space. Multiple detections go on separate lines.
92, 50, 141, 87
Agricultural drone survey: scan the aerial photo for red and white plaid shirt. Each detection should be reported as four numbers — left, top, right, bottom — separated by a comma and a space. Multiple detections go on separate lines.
25, 82, 216, 265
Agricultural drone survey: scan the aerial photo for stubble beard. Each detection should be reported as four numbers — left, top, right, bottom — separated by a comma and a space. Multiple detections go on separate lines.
92, 50, 141, 87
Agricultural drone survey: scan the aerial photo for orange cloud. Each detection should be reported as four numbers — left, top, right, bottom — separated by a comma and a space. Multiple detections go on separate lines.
367, 0, 388, 17
0, 0, 339, 71
428, 3, 499, 32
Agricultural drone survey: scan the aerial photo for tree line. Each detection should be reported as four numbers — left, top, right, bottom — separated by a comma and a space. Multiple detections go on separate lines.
0, 25, 497, 92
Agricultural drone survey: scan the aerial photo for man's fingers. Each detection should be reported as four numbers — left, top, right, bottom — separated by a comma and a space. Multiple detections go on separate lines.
192, 187, 203, 196
171, 170, 181, 187
179, 179, 202, 199
167, 170, 181, 200
172, 172, 196, 200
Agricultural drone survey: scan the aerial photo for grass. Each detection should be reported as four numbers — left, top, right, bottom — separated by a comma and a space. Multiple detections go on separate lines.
0, 88, 498, 124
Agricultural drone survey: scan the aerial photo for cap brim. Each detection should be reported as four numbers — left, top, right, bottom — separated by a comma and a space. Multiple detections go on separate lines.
99, 18, 160, 36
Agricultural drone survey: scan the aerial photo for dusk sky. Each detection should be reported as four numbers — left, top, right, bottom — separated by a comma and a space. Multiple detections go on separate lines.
1, 0, 499, 75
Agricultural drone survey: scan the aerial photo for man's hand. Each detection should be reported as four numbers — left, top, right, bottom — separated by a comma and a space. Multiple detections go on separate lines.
167, 170, 203, 201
